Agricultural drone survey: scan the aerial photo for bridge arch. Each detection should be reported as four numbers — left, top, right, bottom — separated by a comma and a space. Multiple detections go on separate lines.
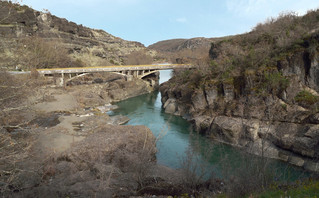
139, 70, 158, 79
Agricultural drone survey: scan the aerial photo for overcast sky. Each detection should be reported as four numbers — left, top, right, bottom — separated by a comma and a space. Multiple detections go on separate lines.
22, 0, 319, 46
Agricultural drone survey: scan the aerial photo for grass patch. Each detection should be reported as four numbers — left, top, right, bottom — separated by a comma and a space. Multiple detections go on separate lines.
255, 180, 319, 198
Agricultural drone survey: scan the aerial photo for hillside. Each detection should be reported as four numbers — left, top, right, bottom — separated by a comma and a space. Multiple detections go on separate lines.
160, 9, 319, 174
148, 37, 213, 52
0, 1, 155, 69
149, 36, 233, 63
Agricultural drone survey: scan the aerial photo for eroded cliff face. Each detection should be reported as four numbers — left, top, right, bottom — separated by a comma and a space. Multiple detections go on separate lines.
160, 33, 319, 172
0, 2, 155, 68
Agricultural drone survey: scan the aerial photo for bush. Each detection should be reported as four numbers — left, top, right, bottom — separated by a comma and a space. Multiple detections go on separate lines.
263, 71, 289, 95
0, 70, 26, 109
16, 37, 84, 69
256, 180, 319, 198
295, 90, 319, 108
124, 50, 153, 65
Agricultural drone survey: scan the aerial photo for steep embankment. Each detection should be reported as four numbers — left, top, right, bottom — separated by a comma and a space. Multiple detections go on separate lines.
160, 11, 319, 172
0, 1, 155, 69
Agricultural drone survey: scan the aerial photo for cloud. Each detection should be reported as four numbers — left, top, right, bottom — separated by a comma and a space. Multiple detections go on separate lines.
176, 17, 187, 23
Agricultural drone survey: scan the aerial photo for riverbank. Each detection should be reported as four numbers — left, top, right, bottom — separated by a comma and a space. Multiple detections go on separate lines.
1, 72, 193, 197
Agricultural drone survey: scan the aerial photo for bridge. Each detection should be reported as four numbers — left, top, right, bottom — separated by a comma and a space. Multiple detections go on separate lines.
36, 63, 195, 86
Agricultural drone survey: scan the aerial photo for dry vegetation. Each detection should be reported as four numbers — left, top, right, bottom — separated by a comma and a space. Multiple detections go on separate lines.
149, 37, 232, 64
2, 37, 85, 70
15, 37, 85, 69
0, 70, 52, 132
171, 9, 319, 97
0, 71, 32, 131
163, 9, 319, 197
148, 39, 189, 52
1, 1, 319, 197
149, 46, 211, 66
124, 50, 153, 65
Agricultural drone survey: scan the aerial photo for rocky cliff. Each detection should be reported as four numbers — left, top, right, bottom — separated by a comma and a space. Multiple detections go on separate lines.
160, 11, 319, 172
0, 1, 155, 69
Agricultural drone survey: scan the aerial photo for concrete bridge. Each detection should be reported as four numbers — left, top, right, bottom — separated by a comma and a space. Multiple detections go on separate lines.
36, 63, 195, 86
37, 64, 194, 77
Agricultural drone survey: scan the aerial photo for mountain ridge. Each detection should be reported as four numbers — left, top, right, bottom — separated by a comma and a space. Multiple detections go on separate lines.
0, 1, 155, 69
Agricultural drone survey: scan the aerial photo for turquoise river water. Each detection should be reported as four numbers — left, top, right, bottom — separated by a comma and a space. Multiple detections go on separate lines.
110, 70, 311, 181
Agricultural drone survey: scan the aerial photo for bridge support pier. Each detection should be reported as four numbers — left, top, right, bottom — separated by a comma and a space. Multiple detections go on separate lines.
126, 75, 133, 81
58, 72, 64, 87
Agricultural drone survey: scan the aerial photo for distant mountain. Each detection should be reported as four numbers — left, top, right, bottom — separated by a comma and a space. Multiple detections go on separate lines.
148, 36, 234, 63
148, 37, 213, 52
0, 1, 155, 69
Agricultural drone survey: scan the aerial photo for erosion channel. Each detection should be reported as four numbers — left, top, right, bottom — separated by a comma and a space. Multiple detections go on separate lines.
111, 70, 310, 181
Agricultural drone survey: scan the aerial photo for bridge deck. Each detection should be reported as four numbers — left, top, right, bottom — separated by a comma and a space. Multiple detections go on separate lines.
36, 64, 194, 74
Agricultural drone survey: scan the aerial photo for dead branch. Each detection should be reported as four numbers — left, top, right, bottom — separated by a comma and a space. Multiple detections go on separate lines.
0, 81, 28, 89
1, 105, 30, 112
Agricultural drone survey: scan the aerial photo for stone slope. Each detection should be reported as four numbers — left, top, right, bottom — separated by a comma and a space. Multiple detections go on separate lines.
0, 1, 155, 68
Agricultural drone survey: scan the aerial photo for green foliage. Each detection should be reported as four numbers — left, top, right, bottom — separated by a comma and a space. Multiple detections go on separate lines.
295, 90, 319, 107
280, 103, 288, 111
172, 9, 319, 99
215, 179, 319, 198
263, 72, 289, 94
210, 60, 218, 68
182, 70, 191, 79
256, 180, 319, 198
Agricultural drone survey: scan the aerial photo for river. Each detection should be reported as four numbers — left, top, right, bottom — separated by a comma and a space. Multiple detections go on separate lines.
110, 70, 310, 181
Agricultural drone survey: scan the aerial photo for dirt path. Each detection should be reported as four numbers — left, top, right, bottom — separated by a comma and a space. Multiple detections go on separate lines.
33, 93, 79, 113
31, 91, 87, 159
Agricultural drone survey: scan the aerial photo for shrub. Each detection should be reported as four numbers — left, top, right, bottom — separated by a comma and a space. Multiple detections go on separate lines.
256, 180, 319, 198
295, 90, 319, 108
124, 50, 153, 65
263, 72, 289, 95
0, 70, 26, 109
16, 37, 84, 69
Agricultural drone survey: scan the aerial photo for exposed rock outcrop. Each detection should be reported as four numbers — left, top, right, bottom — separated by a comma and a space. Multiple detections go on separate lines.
161, 83, 319, 172
160, 32, 319, 172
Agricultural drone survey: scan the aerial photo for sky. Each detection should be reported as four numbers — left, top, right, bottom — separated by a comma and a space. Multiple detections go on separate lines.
22, 0, 319, 46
